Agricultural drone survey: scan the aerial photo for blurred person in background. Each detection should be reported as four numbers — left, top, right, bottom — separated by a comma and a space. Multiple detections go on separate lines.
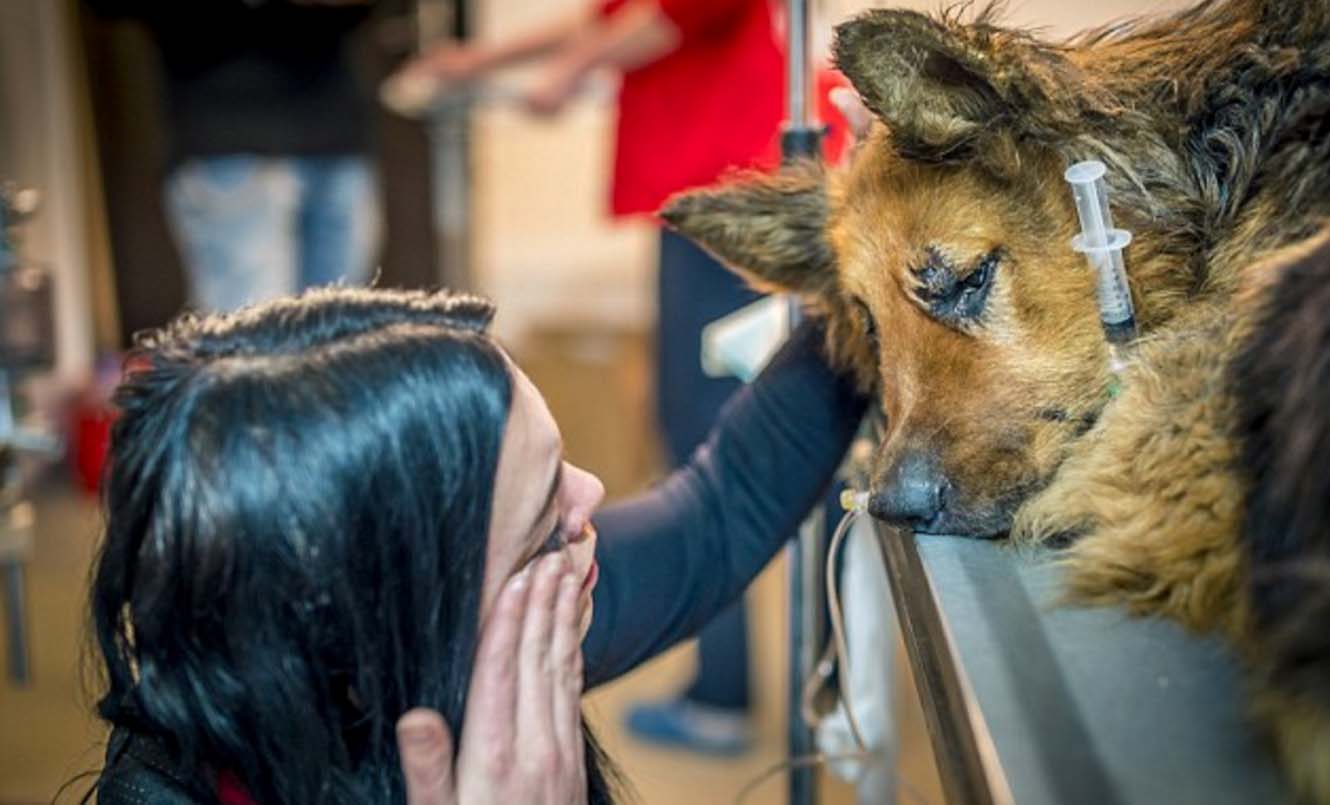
83, 0, 383, 313
392, 0, 784, 757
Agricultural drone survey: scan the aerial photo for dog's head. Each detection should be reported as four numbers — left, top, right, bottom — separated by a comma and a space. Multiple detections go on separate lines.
665, 8, 1195, 536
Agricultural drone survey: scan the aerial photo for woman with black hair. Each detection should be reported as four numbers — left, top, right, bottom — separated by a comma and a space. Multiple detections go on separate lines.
88, 286, 866, 803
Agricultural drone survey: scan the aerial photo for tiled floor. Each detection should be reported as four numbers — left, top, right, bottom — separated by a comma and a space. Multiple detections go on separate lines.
0, 323, 943, 804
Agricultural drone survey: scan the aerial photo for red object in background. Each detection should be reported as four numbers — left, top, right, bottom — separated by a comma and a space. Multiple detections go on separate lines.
68, 354, 126, 495
600, 0, 785, 218
71, 400, 115, 495
599, 0, 855, 217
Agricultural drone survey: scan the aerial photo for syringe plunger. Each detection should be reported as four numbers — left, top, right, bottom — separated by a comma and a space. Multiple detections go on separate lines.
1065, 161, 1136, 342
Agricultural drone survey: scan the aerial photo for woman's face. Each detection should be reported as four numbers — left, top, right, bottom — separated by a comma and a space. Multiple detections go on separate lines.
484, 359, 605, 637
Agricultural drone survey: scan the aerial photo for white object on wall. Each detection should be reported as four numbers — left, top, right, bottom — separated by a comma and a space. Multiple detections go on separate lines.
701, 294, 790, 382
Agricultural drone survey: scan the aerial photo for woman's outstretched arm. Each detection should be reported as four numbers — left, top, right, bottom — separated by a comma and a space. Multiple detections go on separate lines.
584, 318, 868, 687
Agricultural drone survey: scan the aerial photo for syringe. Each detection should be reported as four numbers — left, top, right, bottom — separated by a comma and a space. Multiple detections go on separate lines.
1064, 161, 1136, 387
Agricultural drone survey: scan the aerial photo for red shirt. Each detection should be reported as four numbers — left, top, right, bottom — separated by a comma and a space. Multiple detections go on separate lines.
599, 0, 784, 217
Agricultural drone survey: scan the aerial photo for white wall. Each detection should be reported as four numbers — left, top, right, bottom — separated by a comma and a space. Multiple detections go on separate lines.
469, 0, 654, 346
0, 0, 94, 382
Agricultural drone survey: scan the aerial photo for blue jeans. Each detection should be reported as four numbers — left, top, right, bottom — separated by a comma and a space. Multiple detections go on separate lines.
165, 155, 380, 312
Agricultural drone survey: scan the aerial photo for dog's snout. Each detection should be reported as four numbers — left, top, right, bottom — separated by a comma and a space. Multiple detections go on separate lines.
869, 451, 949, 530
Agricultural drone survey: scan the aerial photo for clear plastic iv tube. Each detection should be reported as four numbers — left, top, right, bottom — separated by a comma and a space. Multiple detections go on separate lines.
1065, 161, 1137, 345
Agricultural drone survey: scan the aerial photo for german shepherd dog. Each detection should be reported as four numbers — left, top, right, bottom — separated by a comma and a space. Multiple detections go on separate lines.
663, 1, 1330, 798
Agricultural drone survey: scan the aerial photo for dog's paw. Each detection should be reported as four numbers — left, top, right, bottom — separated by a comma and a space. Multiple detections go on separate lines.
1017, 318, 1250, 635
1058, 518, 1247, 635
1010, 475, 1092, 547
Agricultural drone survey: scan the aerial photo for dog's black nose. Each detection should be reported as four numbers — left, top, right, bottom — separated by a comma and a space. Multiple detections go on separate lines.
869, 451, 948, 529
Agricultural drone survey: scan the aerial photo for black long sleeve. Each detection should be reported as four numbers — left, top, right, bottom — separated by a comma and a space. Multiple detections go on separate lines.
583, 319, 868, 687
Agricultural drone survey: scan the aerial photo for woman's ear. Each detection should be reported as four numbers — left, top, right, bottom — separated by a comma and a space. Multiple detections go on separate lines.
659, 161, 836, 298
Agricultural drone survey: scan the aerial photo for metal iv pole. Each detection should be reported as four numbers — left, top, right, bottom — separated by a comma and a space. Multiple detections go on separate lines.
783, 2, 826, 803
782, 0, 822, 160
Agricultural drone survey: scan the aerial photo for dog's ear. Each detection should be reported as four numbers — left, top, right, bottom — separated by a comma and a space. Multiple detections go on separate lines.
834, 8, 1087, 167
660, 162, 835, 297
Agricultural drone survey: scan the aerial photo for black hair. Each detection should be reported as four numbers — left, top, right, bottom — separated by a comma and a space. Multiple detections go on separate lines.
87, 287, 619, 803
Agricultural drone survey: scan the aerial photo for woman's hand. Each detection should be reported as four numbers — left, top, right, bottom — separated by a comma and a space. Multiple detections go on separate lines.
405, 43, 488, 85
522, 67, 582, 117
380, 44, 487, 117
396, 551, 587, 805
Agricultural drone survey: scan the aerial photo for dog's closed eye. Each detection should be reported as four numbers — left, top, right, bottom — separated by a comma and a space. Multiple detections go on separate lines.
915, 248, 1000, 329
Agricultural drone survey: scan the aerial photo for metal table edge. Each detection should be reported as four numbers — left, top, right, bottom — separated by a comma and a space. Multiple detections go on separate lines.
874, 522, 1014, 805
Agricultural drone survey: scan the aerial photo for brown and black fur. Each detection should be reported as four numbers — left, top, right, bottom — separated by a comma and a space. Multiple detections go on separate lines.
662, 0, 1330, 798
1231, 233, 1330, 799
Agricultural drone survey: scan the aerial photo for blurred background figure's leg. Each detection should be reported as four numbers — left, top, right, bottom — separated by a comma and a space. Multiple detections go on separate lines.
653, 228, 760, 469
297, 155, 382, 292
688, 601, 752, 712
626, 227, 760, 756
164, 156, 299, 312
